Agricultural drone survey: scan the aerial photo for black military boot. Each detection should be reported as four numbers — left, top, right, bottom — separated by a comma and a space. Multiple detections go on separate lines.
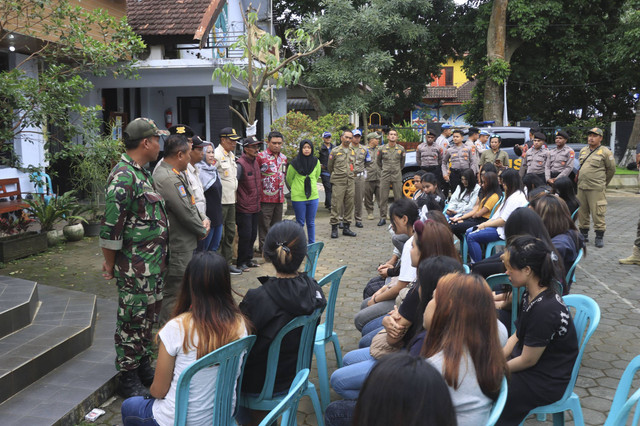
331, 225, 339, 239
338, 221, 344, 229
117, 369, 151, 398
579, 228, 589, 244
595, 230, 604, 248
138, 356, 155, 387
343, 225, 357, 237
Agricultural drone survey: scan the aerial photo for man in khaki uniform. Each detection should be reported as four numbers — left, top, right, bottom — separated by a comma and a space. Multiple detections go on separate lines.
351, 129, 368, 228
520, 132, 549, 182
377, 129, 406, 226
328, 130, 357, 238
577, 127, 616, 248
152, 134, 209, 324
364, 132, 382, 220
545, 130, 575, 185
442, 129, 478, 196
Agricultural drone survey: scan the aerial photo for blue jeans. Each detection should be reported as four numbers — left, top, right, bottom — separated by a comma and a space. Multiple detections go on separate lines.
466, 227, 501, 263
330, 348, 376, 399
201, 223, 223, 252
292, 198, 319, 244
121, 396, 159, 426
359, 316, 385, 348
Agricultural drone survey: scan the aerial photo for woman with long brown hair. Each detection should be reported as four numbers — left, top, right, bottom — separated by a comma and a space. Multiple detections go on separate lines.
121, 252, 248, 426
422, 273, 508, 426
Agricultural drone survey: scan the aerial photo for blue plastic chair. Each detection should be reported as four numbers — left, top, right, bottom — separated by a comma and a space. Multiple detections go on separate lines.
463, 264, 471, 274
174, 335, 257, 426
485, 239, 506, 258
565, 248, 584, 292
571, 207, 579, 221
486, 273, 524, 335
604, 355, 640, 426
462, 194, 504, 263
313, 266, 347, 410
486, 376, 508, 426
304, 242, 324, 279
523, 294, 601, 426
259, 369, 310, 426
30, 171, 55, 205
240, 309, 325, 426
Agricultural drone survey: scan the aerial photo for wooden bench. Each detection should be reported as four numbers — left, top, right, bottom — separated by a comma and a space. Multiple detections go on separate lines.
0, 178, 29, 214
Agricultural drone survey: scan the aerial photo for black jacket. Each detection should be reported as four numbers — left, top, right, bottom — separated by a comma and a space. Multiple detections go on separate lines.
240, 273, 326, 394
319, 143, 334, 172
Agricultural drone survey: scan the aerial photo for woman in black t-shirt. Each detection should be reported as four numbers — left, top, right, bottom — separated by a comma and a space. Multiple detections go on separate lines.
497, 236, 579, 425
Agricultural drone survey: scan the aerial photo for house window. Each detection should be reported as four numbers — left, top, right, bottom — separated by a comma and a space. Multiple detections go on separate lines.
444, 67, 454, 86
177, 97, 206, 139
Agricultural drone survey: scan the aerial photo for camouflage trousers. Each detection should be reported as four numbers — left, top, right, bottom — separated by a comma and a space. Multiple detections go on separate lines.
114, 273, 164, 371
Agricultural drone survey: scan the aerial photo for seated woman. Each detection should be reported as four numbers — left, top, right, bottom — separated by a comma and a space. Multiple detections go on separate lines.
522, 173, 548, 199
450, 171, 502, 242
325, 352, 457, 426
552, 176, 579, 217
422, 273, 508, 426
529, 193, 585, 293
120, 252, 248, 426
354, 199, 418, 331
466, 168, 528, 263
497, 236, 578, 425
332, 256, 464, 400
238, 221, 326, 425
446, 168, 480, 220
415, 172, 446, 213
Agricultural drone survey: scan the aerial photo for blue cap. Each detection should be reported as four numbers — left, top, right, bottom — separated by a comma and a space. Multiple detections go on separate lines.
322, 132, 332, 138
479, 130, 490, 136
353, 129, 362, 136
441, 124, 452, 129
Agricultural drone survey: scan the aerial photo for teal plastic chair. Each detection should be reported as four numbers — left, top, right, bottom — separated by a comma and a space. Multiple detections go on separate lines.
30, 171, 55, 205
571, 207, 579, 221
523, 294, 601, 426
462, 194, 504, 263
486, 376, 508, 426
259, 369, 310, 426
240, 309, 325, 426
486, 273, 524, 335
304, 242, 324, 279
565, 248, 584, 292
314, 266, 347, 410
174, 335, 257, 426
463, 264, 471, 274
485, 239, 506, 258
604, 355, 640, 426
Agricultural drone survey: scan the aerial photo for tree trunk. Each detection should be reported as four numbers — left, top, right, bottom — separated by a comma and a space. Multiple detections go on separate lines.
483, 0, 508, 125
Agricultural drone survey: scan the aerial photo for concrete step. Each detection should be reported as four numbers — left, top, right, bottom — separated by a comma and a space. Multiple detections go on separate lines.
0, 296, 118, 425
0, 284, 97, 404
0, 277, 38, 339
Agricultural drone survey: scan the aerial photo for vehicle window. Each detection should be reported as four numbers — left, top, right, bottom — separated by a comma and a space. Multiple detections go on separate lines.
492, 131, 525, 148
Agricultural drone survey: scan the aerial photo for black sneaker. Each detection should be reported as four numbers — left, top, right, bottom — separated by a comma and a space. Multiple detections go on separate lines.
229, 265, 243, 275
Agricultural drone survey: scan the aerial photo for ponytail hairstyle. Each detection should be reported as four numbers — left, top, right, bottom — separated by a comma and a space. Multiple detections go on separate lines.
421, 172, 445, 200
500, 168, 523, 200
504, 235, 562, 293
171, 252, 247, 359
263, 220, 308, 274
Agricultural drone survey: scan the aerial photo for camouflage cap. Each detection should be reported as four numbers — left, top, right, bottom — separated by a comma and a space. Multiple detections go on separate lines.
587, 127, 604, 137
367, 132, 380, 140
124, 118, 169, 140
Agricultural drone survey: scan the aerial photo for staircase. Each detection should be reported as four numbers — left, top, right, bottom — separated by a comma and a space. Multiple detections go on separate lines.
0, 276, 118, 425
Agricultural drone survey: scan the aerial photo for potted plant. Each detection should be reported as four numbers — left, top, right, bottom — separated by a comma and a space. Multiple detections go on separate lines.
0, 212, 47, 262
26, 191, 83, 246
62, 203, 90, 242
69, 134, 124, 236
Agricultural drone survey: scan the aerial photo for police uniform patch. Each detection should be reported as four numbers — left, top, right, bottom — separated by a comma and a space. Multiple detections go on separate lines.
177, 184, 187, 197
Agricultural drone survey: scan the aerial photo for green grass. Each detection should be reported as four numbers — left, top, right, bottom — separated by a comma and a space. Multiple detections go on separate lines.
615, 166, 638, 175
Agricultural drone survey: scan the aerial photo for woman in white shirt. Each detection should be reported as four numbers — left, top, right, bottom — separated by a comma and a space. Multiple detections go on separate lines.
422, 273, 508, 426
465, 168, 528, 263
446, 168, 481, 219
121, 252, 248, 426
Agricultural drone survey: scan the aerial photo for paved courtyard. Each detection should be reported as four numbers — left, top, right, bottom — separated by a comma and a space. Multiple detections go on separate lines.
4, 190, 640, 425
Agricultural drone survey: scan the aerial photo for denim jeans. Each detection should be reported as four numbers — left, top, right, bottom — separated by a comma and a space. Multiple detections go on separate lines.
121, 396, 159, 426
325, 400, 357, 426
359, 316, 385, 348
292, 198, 319, 244
466, 226, 501, 263
199, 223, 223, 252
330, 348, 376, 399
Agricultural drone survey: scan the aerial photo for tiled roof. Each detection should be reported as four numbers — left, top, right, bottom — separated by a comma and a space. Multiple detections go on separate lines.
456, 80, 477, 102
126, 0, 212, 36
424, 80, 477, 103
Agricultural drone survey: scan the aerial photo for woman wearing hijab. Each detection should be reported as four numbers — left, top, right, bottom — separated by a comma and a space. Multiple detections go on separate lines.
286, 139, 321, 243
197, 144, 224, 252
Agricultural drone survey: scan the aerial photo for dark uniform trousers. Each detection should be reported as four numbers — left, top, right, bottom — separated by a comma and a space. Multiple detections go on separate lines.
159, 249, 193, 325
220, 204, 236, 263
236, 211, 259, 266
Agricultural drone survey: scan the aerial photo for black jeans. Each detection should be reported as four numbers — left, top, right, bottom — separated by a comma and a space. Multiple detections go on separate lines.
236, 211, 259, 266
321, 173, 332, 208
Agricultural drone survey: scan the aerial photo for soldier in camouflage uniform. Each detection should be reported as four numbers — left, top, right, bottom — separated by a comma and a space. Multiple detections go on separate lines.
100, 118, 169, 398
